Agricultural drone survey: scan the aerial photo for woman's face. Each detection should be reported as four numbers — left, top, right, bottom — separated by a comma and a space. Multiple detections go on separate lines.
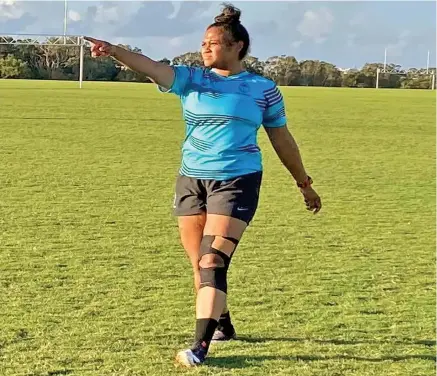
201, 26, 242, 69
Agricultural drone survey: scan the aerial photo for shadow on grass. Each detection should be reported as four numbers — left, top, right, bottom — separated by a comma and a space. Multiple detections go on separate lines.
27, 370, 73, 376
236, 335, 436, 347
47, 370, 74, 376
206, 354, 436, 369
0, 116, 165, 121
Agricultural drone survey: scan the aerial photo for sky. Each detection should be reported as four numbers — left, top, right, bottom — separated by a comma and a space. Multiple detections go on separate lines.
0, 1, 435, 69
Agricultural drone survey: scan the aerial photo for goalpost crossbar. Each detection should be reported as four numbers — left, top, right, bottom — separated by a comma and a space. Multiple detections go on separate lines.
0, 33, 87, 88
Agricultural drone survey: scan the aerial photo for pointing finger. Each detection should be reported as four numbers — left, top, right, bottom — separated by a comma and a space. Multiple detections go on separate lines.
83, 36, 99, 44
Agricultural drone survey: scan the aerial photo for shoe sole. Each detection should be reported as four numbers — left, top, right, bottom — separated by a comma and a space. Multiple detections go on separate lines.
211, 333, 237, 342
175, 350, 201, 367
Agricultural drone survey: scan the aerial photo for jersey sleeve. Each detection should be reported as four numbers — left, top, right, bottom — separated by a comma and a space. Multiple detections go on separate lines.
262, 84, 287, 128
158, 65, 197, 97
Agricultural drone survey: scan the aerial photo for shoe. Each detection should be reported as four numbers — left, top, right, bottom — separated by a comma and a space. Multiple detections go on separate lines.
175, 343, 207, 367
211, 325, 237, 342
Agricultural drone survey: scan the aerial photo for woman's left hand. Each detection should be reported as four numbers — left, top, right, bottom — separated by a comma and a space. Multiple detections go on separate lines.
300, 186, 322, 214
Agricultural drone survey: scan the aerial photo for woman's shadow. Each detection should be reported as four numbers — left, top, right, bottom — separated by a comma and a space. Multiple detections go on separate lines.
206, 336, 436, 369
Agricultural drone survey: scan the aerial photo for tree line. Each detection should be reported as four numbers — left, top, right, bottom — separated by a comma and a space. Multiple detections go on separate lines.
0, 38, 435, 89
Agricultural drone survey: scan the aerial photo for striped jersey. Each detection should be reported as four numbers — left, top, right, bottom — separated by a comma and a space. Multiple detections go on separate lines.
158, 65, 287, 180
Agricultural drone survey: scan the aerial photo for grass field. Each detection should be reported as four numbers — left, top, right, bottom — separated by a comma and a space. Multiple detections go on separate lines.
0, 79, 435, 376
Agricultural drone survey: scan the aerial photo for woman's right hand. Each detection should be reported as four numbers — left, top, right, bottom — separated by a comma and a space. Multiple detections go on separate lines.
82, 36, 175, 91
84, 36, 116, 58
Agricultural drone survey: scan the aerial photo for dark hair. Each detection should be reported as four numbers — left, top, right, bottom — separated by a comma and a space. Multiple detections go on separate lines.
207, 3, 250, 60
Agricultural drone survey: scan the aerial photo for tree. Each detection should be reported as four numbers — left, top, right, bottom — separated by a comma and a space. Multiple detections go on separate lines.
298, 60, 342, 87
264, 55, 301, 85
159, 58, 171, 65
299, 60, 318, 86
38, 42, 78, 79
0, 54, 29, 78
401, 69, 435, 89
319, 62, 342, 87
116, 44, 142, 54
0, 42, 433, 88
243, 56, 265, 76
0, 38, 16, 59
115, 68, 151, 83
172, 52, 203, 67
64, 54, 119, 81
341, 69, 360, 87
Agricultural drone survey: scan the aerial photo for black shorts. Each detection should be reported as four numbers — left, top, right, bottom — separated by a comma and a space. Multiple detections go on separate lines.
173, 171, 262, 224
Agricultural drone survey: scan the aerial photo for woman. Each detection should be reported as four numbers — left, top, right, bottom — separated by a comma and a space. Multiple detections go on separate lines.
85, 3, 321, 367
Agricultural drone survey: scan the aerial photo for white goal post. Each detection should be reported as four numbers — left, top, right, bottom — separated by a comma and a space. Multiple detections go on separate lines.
0, 34, 86, 88
376, 47, 435, 90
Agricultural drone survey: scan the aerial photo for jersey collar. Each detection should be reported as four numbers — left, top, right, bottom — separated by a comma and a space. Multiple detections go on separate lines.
210, 69, 250, 79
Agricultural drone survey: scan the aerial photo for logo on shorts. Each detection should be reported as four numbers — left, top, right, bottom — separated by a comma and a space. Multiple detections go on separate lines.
237, 207, 249, 211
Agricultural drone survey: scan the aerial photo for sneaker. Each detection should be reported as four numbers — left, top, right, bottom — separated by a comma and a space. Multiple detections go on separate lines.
175, 343, 207, 367
211, 325, 237, 342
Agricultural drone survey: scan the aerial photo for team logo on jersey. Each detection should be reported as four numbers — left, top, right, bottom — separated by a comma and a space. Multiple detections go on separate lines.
238, 82, 250, 93
200, 76, 209, 87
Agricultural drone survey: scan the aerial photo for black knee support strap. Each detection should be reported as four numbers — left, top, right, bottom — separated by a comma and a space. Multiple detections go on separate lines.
198, 235, 231, 293
223, 236, 239, 246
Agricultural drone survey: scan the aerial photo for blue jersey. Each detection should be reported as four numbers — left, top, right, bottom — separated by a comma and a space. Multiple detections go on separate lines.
158, 65, 287, 180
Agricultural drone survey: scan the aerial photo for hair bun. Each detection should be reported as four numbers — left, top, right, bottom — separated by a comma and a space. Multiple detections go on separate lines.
214, 3, 241, 24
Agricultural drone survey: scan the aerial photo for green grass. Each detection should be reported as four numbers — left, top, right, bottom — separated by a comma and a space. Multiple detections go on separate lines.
0, 79, 435, 376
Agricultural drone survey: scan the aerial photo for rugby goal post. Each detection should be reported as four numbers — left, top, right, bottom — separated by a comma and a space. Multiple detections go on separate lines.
0, 34, 86, 88
376, 48, 435, 90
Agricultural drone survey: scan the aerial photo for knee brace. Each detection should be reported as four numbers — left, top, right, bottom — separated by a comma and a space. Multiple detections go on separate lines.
198, 235, 233, 293
223, 236, 239, 247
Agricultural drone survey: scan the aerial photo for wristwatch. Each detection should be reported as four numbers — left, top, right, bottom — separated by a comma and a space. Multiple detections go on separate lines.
297, 176, 313, 189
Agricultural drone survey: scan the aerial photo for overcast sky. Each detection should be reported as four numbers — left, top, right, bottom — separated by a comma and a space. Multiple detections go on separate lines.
0, 1, 435, 69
